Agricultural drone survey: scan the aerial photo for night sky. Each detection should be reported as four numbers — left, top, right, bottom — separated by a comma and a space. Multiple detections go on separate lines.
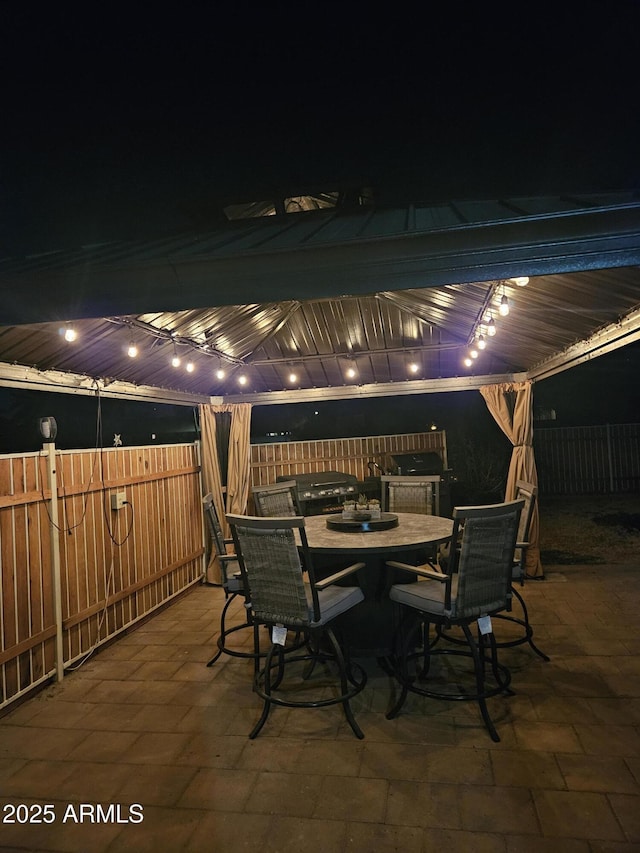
2, 6, 638, 254
1, 5, 639, 442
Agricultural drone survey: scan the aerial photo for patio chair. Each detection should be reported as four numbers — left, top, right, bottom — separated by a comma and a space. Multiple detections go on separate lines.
251, 480, 302, 517
226, 513, 367, 739
203, 494, 257, 666
385, 499, 524, 742
380, 475, 441, 516
381, 475, 441, 566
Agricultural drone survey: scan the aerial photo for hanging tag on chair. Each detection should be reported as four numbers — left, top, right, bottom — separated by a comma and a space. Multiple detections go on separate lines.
477, 615, 492, 635
272, 624, 287, 646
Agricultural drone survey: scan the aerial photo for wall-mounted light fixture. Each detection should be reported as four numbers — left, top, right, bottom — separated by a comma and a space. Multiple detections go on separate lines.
39, 416, 57, 442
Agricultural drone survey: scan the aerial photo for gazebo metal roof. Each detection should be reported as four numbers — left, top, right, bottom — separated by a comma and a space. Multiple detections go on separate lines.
1, 191, 639, 406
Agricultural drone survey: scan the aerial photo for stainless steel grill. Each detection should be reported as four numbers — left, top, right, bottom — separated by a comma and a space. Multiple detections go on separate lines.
277, 472, 359, 515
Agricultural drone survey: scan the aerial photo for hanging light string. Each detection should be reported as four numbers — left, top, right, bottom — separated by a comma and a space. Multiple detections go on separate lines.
105, 316, 244, 367
462, 277, 527, 368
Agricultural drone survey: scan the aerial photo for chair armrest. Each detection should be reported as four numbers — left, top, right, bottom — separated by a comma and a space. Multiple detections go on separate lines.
386, 560, 448, 582
315, 562, 366, 590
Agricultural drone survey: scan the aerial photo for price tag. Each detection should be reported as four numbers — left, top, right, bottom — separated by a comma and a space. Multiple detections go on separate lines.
272, 625, 287, 646
477, 615, 492, 635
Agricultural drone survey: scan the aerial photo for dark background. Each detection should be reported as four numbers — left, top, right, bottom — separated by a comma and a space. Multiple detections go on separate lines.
1, 4, 638, 454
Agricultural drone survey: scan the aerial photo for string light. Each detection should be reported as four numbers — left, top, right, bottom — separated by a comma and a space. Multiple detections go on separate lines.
63, 326, 77, 342
288, 372, 298, 384
487, 316, 497, 336
477, 334, 486, 350
238, 374, 247, 386
185, 361, 195, 373
408, 362, 419, 374
499, 285, 510, 316
215, 367, 225, 380
127, 342, 138, 358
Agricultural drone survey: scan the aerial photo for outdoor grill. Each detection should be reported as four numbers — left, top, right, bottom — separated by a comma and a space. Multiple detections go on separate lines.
390, 451, 444, 476
277, 472, 359, 515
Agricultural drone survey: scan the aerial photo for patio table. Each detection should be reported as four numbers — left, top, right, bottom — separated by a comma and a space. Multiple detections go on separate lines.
302, 512, 453, 656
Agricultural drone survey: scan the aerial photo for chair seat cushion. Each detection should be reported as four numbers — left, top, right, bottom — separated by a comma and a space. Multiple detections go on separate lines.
309, 584, 364, 627
390, 576, 458, 618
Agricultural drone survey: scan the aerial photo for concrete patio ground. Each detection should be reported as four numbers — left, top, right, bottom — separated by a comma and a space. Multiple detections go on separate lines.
1, 561, 640, 852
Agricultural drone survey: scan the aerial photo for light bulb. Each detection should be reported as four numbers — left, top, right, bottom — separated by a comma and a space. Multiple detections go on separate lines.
511, 276, 529, 287
470, 348, 478, 359
216, 368, 225, 380
408, 362, 419, 374
64, 327, 77, 342
346, 367, 356, 379
463, 356, 473, 368
499, 294, 510, 316
238, 375, 247, 386
171, 355, 181, 367
127, 343, 138, 358
186, 361, 195, 373
477, 335, 486, 350
288, 372, 298, 384
487, 317, 497, 336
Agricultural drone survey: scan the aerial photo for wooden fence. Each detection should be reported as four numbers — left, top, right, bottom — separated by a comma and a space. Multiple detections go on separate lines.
0, 443, 203, 712
535, 423, 640, 495
250, 430, 448, 486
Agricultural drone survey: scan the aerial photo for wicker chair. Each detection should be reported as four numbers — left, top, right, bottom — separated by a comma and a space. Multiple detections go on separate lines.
226, 513, 367, 739
385, 499, 524, 742
203, 494, 257, 666
381, 475, 441, 516
251, 480, 301, 517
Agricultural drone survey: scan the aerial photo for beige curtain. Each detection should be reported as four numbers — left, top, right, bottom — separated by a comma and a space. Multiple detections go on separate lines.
199, 402, 252, 581
479, 381, 543, 578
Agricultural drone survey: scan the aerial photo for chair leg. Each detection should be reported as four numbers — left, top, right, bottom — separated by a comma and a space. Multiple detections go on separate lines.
249, 641, 277, 739
206, 593, 234, 666
511, 587, 550, 661
462, 622, 502, 743
324, 627, 365, 739
386, 612, 420, 719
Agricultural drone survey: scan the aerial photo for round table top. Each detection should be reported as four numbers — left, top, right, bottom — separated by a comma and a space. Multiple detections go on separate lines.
303, 512, 453, 554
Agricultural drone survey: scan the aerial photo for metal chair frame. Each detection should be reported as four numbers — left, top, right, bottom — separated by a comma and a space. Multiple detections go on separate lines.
203, 494, 259, 666
493, 479, 550, 661
227, 513, 367, 739
386, 499, 524, 742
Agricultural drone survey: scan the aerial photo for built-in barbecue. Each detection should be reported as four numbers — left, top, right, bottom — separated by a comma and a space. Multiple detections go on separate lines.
277, 472, 359, 515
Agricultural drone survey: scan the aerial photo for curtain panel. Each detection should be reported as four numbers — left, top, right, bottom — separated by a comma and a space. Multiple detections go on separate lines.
479, 381, 543, 578
199, 403, 252, 582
